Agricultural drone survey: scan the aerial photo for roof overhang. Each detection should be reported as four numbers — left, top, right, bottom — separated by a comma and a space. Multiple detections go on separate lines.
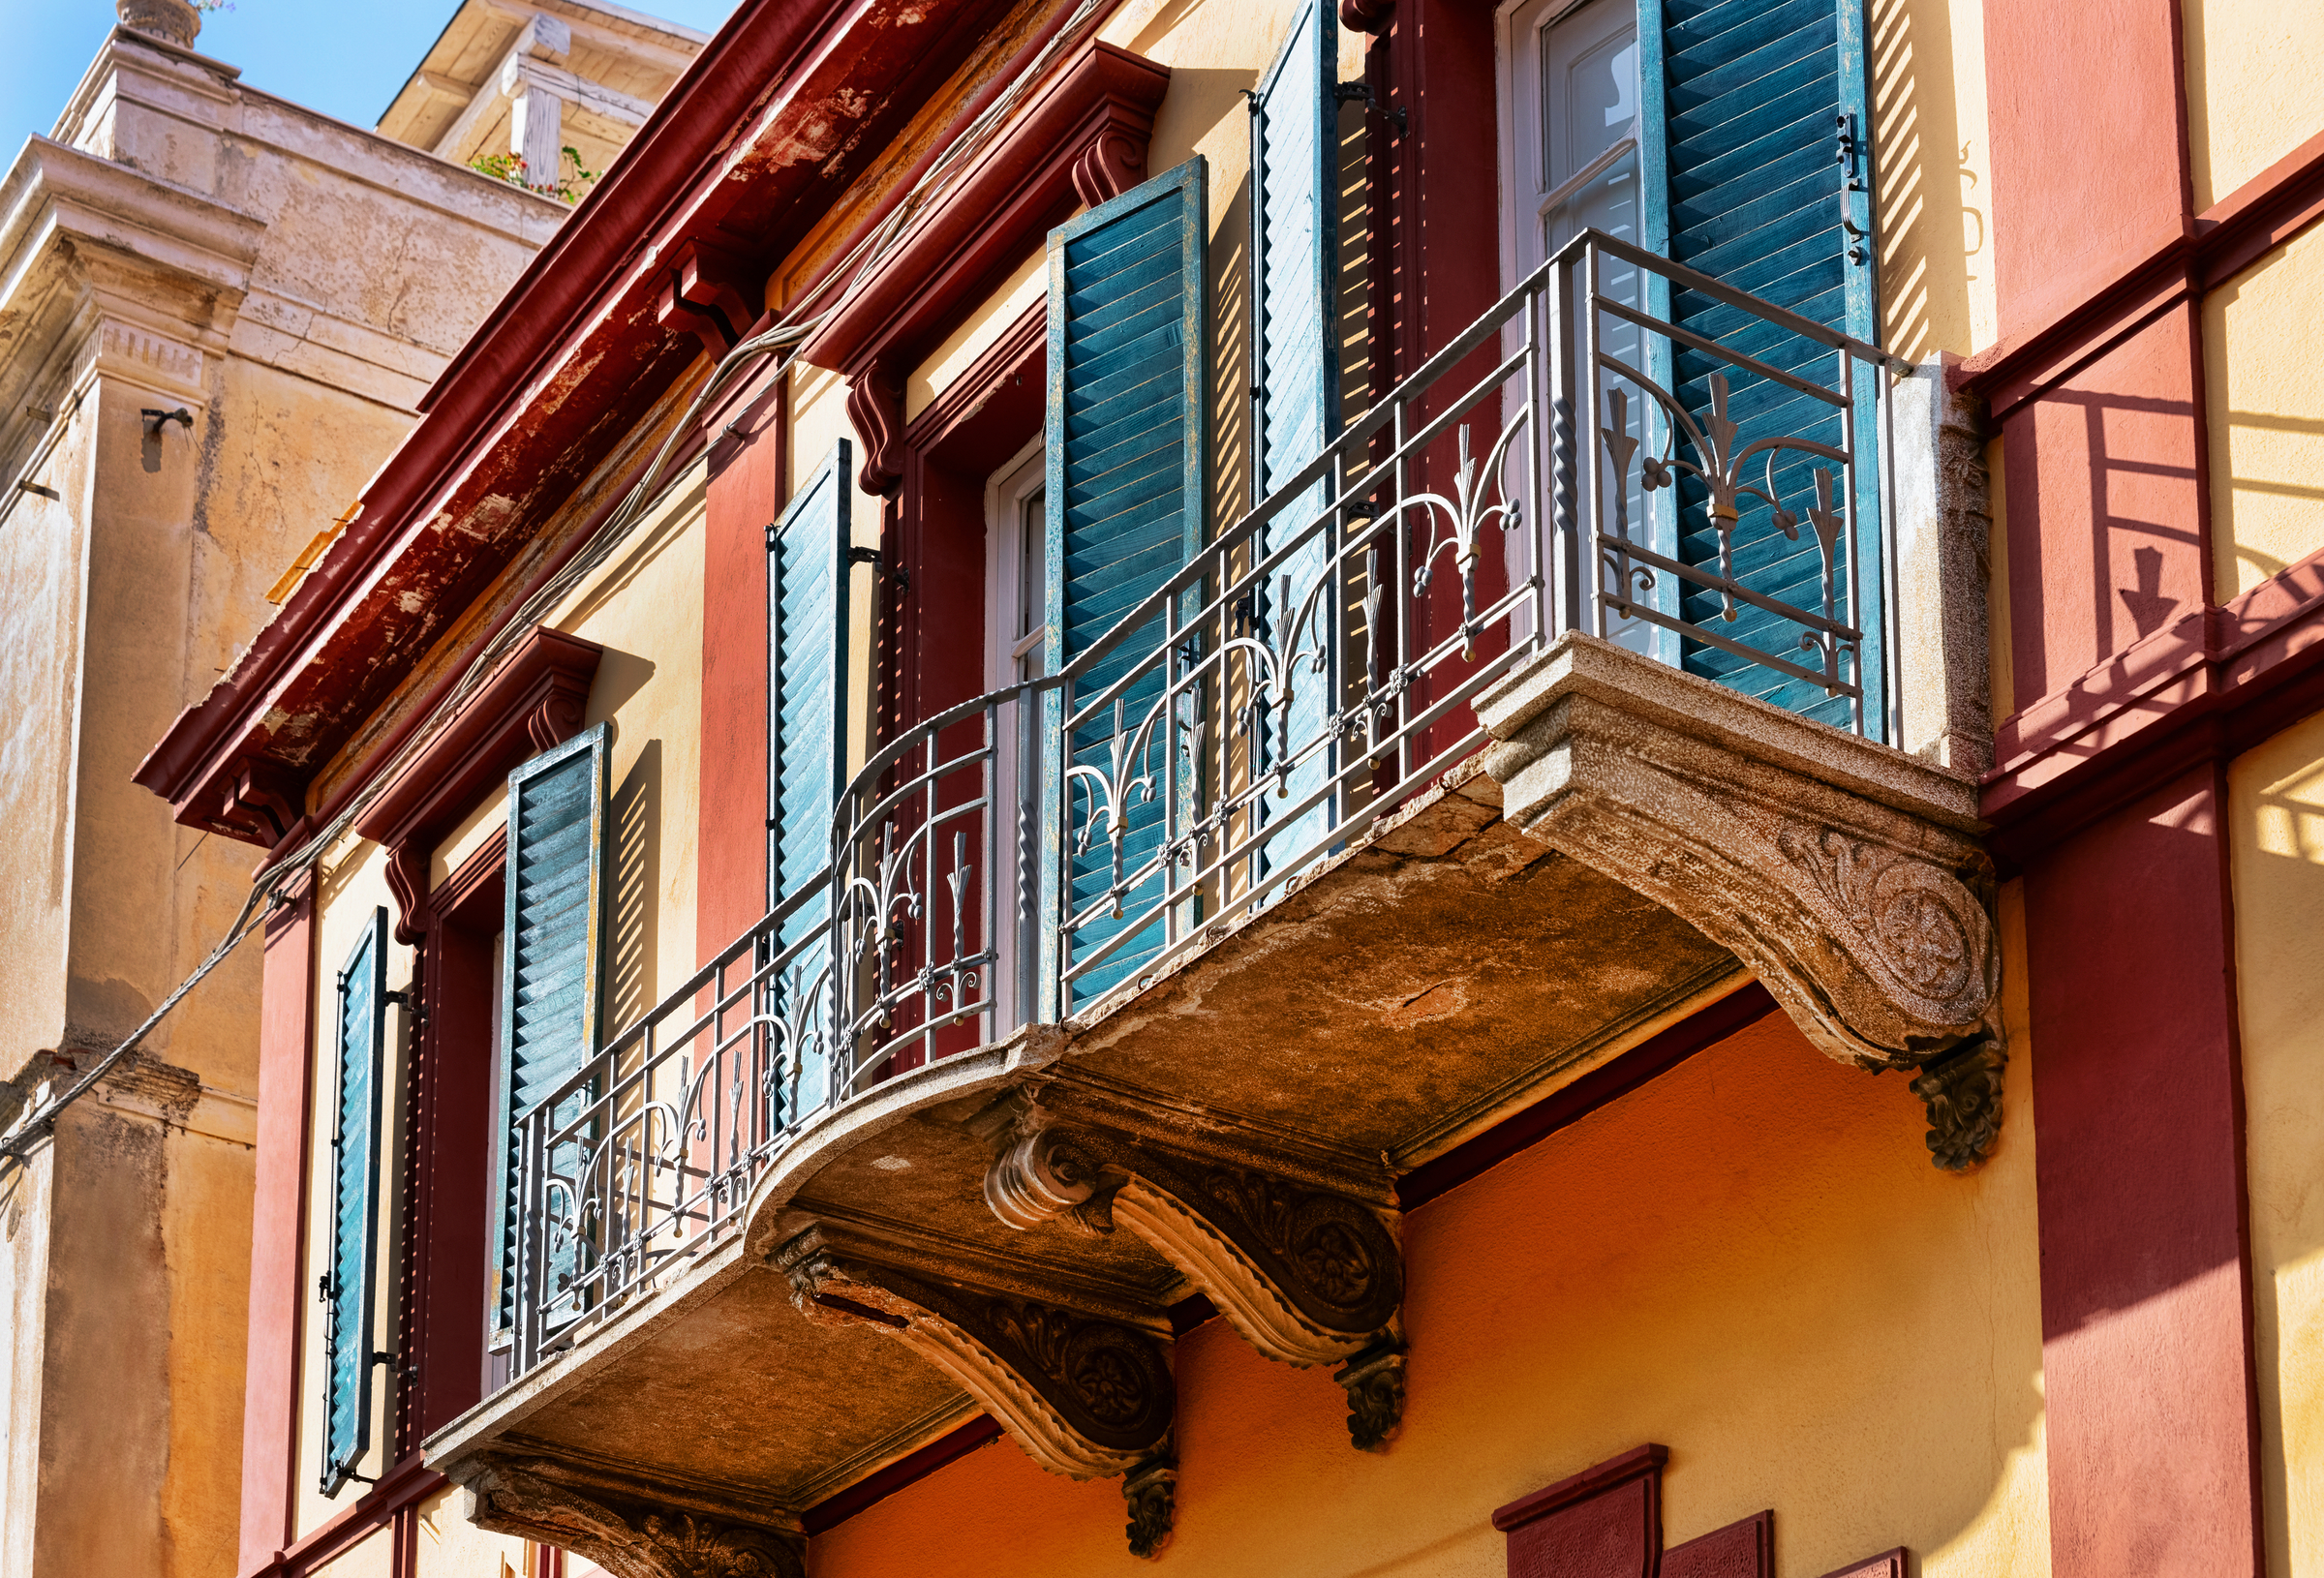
135, 0, 1028, 845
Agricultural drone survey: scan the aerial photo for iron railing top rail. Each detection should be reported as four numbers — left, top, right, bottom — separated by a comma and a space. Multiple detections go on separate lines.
1057, 227, 1911, 721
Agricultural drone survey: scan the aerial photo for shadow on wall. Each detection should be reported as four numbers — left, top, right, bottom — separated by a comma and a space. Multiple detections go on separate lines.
1210, 169, 1254, 528
2002, 379, 2201, 703
609, 740, 661, 1029
2231, 732, 2324, 1578
1869, 0, 1984, 362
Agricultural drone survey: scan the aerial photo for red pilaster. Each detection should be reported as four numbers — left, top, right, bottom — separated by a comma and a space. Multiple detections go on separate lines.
1980, 2, 2263, 1571
2023, 768, 2260, 1575
239, 872, 317, 1575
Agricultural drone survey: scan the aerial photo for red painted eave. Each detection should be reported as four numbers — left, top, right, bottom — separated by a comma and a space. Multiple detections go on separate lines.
135, 0, 1022, 841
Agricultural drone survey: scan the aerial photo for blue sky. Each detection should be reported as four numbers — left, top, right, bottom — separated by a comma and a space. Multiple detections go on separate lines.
0, 0, 741, 167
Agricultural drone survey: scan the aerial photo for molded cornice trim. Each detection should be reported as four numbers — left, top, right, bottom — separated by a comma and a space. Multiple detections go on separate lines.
133, 0, 1022, 843
352, 626, 601, 942
799, 40, 1165, 425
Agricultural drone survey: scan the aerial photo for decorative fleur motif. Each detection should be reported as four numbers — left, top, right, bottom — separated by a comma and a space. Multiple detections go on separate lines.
1405, 422, 1524, 658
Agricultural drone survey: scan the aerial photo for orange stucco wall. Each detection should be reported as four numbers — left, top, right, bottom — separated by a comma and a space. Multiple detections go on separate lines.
809, 993, 2048, 1578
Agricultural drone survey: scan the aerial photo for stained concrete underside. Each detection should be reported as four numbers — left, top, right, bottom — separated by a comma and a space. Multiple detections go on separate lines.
428, 765, 1740, 1519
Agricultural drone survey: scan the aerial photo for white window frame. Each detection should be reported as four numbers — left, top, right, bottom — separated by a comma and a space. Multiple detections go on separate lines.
985, 437, 1047, 1029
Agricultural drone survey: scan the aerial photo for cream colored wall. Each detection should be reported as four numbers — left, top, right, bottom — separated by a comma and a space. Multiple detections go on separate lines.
2228, 713, 2324, 1578
0, 407, 93, 1079
295, 838, 415, 1541
290, 468, 710, 1550
2184, 0, 2324, 211
810, 1000, 2047, 1578
2202, 223, 2324, 599
1871, 0, 1998, 361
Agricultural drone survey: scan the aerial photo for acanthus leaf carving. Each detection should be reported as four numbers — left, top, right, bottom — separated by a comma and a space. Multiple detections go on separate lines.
1123, 1456, 1177, 1560
461, 1457, 804, 1578
776, 1231, 1174, 1482
985, 1118, 1403, 1370
1478, 635, 2008, 1169
1332, 1338, 1406, 1453
1910, 1033, 2006, 1171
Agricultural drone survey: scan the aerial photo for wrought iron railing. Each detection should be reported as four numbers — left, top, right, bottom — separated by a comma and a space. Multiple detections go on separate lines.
506, 228, 1913, 1372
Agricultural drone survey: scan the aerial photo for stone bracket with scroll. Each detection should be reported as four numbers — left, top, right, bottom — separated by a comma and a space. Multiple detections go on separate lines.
983, 1116, 1406, 1445
461, 1456, 805, 1578
1478, 634, 2008, 1169
775, 1226, 1176, 1486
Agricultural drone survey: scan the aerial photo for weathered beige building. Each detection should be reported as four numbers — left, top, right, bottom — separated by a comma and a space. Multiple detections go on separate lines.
0, 3, 700, 1575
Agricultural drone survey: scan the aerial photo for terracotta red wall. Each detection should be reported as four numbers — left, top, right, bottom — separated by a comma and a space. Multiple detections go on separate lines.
239, 877, 316, 1575
1979, 2, 2267, 1572
700, 388, 785, 963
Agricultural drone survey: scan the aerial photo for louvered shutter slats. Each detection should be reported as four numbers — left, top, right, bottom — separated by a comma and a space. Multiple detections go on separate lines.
1249, 0, 1339, 865
1046, 159, 1208, 1010
321, 907, 387, 1495
769, 442, 850, 946
1658, 0, 1878, 726
495, 726, 608, 1332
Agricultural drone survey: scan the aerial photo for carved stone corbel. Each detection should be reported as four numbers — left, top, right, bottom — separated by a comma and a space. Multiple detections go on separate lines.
1479, 635, 2007, 1168
1071, 129, 1149, 207
986, 1120, 1402, 1368
1123, 1456, 1176, 1559
462, 1457, 804, 1578
845, 359, 907, 498
777, 1227, 1174, 1482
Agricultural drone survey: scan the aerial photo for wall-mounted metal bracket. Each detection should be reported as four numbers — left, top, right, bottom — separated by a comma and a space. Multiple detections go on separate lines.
848, 544, 908, 595
140, 407, 193, 435
1335, 79, 1405, 135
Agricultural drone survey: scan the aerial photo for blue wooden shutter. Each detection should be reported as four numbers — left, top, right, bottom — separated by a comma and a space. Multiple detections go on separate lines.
768, 442, 850, 1112
769, 441, 851, 933
1044, 158, 1208, 1011
1249, 0, 1339, 865
493, 723, 609, 1333
1652, 0, 1881, 727
321, 906, 387, 1497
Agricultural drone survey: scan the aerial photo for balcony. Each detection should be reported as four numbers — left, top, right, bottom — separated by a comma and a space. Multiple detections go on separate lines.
428, 232, 2000, 1569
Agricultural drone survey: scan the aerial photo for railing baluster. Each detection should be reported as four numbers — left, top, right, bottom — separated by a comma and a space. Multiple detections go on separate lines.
505, 228, 1916, 1377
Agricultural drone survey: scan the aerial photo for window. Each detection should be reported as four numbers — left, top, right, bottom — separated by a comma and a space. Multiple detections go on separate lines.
491, 724, 610, 1344
988, 440, 1047, 1028
321, 907, 389, 1497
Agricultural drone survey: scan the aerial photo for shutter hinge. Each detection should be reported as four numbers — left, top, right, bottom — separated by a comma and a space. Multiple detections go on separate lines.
850, 545, 908, 595
317, 1275, 331, 1302
1336, 80, 1405, 135
1835, 112, 1870, 263
382, 987, 425, 1025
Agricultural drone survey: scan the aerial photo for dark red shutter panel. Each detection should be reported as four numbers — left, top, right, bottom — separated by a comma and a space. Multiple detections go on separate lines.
1663, 1509, 1774, 1578
1493, 1444, 1667, 1578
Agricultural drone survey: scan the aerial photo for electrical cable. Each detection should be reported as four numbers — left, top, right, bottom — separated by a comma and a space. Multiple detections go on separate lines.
0, 0, 1108, 1169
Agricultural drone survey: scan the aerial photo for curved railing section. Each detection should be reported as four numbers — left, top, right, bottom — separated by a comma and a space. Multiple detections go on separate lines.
505, 229, 1913, 1373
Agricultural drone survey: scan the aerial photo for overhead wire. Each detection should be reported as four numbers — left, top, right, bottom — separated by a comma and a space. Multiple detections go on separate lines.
0, 0, 1109, 1169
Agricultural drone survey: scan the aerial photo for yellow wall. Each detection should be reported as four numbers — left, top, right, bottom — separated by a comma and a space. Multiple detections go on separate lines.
2228, 712, 2324, 1578
809, 1006, 2048, 1578
2183, 0, 2324, 211
1870, 0, 1998, 361
2203, 223, 2324, 599
294, 470, 710, 1546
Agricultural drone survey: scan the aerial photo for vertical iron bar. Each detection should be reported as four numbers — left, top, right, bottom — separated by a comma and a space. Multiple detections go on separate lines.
1881, 363, 1903, 747
1550, 254, 1577, 637
1842, 349, 1863, 735
1582, 240, 1605, 640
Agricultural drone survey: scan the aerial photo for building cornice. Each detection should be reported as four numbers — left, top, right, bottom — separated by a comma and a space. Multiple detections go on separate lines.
135, 0, 1028, 844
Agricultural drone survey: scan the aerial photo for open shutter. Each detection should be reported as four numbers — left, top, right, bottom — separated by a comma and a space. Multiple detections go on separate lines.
1248, 0, 1340, 865
768, 442, 850, 1113
493, 723, 609, 1335
1652, 0, 1881, 726
321, 907, 388, 1497
1044, 158, 1208, 1011
769, 440, 851, 931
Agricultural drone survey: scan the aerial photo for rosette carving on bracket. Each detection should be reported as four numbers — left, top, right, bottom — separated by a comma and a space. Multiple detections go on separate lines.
985, 1116, 1404, 1445
777, 1229, 1174, 1483
461, 1457, 803, 1578
1477, 635, 2010, 1168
